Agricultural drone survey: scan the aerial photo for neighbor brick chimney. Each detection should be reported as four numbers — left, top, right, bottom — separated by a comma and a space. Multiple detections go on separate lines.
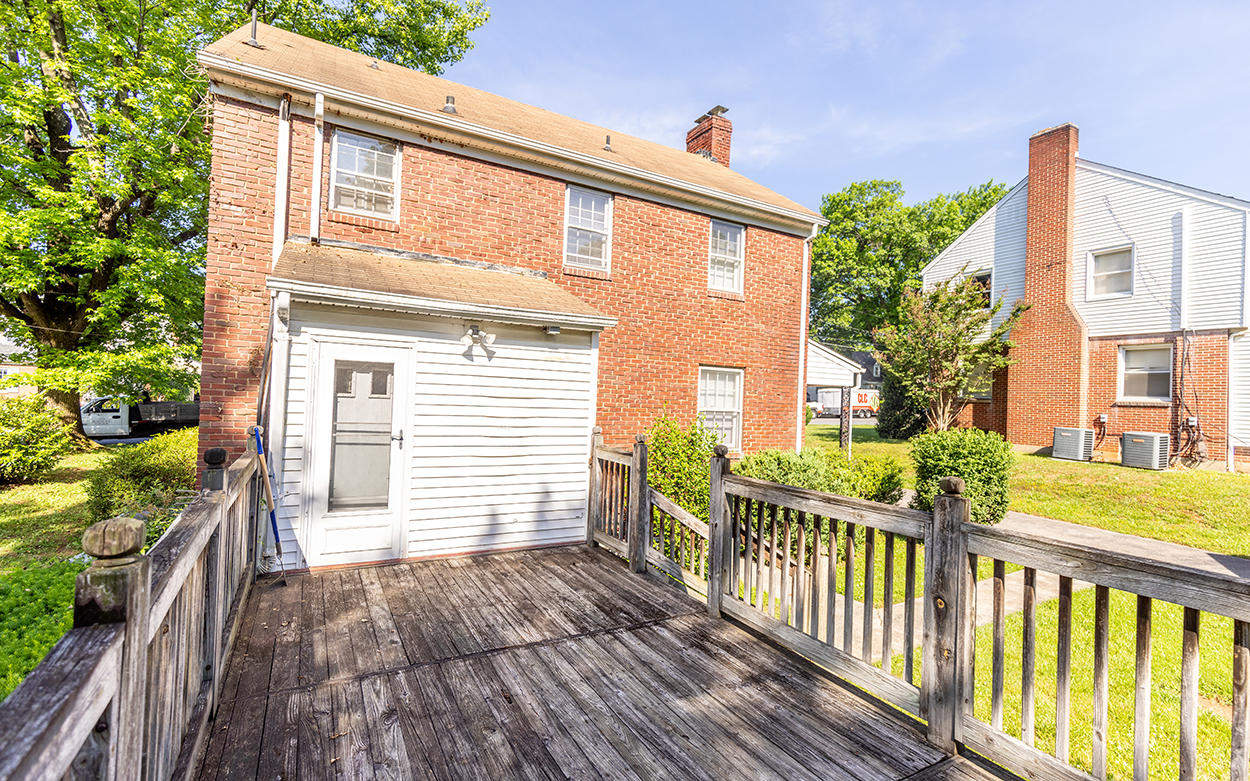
686, 106, 732, 167
1005, 122, 1090, 448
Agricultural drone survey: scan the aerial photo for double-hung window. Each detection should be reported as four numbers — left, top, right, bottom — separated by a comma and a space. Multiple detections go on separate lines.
709, 220, 744, 294
1089, 247, 1133, 299
1120, 345, 1171, 401
698, 367, 742, 452
330, 129, 400, 220
565, 186, 612, 271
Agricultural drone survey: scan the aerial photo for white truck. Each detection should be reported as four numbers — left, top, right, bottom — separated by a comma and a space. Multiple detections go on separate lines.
81, 398, 199, 438
816, 388, 881, 418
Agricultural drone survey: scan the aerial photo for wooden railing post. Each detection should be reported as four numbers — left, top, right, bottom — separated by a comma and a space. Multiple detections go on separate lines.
627, 434, 649, 573
201, 447, 227, 491
74, 517, 151, 781
707, 444, 731, 618
922, 476, 971, 753
587, 427, 603, 547
202, 450, 229, 718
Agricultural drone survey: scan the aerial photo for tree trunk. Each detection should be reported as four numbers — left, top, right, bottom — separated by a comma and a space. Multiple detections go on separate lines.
45, 386, 96, 447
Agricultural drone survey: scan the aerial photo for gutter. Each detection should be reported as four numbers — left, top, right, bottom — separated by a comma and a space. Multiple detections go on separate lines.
796, 223, 818, 452
197, 51, 826, 233
266, 277, 619, 331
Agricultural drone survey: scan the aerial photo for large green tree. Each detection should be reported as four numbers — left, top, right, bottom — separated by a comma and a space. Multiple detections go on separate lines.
809, 179, 1009, 348
0, 0, 489, 434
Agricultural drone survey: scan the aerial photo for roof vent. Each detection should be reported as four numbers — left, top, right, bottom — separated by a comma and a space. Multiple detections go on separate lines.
441, 96, 457, 114
604, 135, 611, 152
247, 9, 261, 47
369, 60, 380, 70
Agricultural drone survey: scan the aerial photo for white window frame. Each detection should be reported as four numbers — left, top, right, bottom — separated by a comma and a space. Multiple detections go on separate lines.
329, 128, 401, 221
970, 269, 993, 309
1119, 344, 1173, 402
1087, 245, 1135, 301
563, 185, 613, 271
708, 220, 745, 294
698, 367, 743, 453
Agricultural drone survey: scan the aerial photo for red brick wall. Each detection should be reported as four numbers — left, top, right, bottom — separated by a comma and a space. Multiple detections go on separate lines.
1005, 123, 1089, 448
198, 96, 278, 463
954, 367, 1009, 435
685, 115, 732, 168
200, 96, 805, 458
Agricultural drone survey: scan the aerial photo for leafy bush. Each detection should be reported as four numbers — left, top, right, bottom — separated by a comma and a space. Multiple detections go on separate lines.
804, 405, 815, 425
736, 448, 905, 505
0, 560, 87, 701
0, 396, 73, 484
910, 428, 1013, 524
86, 427, 198, 535
876, 373, 927, 440
645, 415, 718, 522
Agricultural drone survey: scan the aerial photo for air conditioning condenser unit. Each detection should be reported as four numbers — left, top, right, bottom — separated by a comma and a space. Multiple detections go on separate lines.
1052, 427, 1095, 461
1121, 431, 1169, 470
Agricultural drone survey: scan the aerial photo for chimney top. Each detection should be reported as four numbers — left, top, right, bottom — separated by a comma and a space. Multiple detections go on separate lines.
686, 106, 733, 168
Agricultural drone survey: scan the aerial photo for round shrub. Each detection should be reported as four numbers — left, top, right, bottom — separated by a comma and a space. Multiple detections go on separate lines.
736, 447, 905, 505
0, 396, 73, 484
910, 428, 1013, 524
86, 427, 198, 527
646, 415, 718, 522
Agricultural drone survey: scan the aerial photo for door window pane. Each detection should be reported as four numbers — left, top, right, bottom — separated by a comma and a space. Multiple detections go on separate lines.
328, 361, 394, 512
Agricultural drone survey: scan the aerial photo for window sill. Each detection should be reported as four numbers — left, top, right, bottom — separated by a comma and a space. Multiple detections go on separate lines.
708, 289, 745, 302
562, 265, 611, 281
1113, 400, 1171, 408
327, 210, 400, 233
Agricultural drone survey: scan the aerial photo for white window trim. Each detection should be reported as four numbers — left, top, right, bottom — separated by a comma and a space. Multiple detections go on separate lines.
698, 366, 744, 453
563, 185, 613, 272
1118, 344, 1173, 402
1086, 244, 1135, 302
328, 128, 401, 222
970, 269, 993, 309
708, 220, 745, 294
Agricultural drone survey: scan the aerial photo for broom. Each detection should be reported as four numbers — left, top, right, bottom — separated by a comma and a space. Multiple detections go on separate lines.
253, 426, 287, 584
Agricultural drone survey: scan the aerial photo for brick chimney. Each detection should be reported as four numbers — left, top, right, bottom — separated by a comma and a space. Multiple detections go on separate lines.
1005, 123, 1090, 448
686, 106, 732, 167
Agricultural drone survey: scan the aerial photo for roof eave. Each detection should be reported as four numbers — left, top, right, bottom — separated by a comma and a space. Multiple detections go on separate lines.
266, 277, 618, 331
197, 50, 826, 233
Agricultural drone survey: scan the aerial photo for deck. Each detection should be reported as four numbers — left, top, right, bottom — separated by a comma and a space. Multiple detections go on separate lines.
195, 545, 1011, 780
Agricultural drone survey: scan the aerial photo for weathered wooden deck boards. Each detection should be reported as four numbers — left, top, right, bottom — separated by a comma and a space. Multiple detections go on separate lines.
197, 545, 1014, 780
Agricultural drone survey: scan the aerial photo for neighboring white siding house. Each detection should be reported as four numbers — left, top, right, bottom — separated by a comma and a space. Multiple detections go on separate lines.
806, 340, 863, 389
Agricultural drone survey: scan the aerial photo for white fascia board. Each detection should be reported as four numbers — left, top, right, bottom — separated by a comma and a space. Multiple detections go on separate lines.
807, 340, 864, 373
1077, 159, 1250, 212
919, 176, 1028, 279
267, 277, 618, 332
199, 52, 826, 234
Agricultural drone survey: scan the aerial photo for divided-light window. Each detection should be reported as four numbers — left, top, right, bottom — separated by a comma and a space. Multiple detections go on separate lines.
698, 367, 742, 452
1090, 247, 1133, 298
331, 129, 399, 220
1120, 345, 1171, 401
565, 186, 612, 271
709, 221, 744, 293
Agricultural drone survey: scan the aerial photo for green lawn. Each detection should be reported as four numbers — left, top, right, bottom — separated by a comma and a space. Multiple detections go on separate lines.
808, 423, 1250, 778
0, 451, 106, 701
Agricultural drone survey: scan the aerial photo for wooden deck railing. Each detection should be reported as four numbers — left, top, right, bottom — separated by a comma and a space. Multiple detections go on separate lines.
0, 445, 261, 781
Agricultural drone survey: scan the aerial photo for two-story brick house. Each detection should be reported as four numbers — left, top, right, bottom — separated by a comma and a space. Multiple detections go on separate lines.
923, 123, 1249, 470
196, 24, 823, 568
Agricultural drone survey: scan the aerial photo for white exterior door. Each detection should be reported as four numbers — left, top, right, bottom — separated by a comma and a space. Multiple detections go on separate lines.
307, 341, 410, 567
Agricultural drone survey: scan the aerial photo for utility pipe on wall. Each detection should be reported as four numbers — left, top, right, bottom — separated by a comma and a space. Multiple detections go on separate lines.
271, 96, 292, 266
311, 93, 324, 243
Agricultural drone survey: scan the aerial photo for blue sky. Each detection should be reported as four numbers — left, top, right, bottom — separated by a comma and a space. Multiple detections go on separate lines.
443, 1, 1250, 213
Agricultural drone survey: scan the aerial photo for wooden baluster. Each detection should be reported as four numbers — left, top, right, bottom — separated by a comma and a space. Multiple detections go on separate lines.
1134, 595, 1152, 781
826, 519, 837, 646
905, 536, 917, 686
1232, 620, 1249, 781
992, 559, 1006, 731
862, 527, 875, 661
1179, 607, 1199, 781
1021, 567, 1036, 746
1056, 575, 1073, 762
1093, 585, 1110, 780
730, 495, 740, 597
796, 512, 807, 634
964, 553, 977, 722
754, 499, 765, 610
781, 509, 793, 626
813, 519, 826, 642
882, 532, 894, 674
769, 504, 781, 619
843, 522, 855, 653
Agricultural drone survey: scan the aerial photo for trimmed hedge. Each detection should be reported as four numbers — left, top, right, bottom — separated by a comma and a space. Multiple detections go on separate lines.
645, 415, 718, 522
736, 448, 905, 506
0, 396, 72, 484
86, 427, 198, 545
910, 428, 1013, 524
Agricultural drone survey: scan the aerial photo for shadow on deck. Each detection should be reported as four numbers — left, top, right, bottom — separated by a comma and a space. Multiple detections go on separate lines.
197, 545, 1015, 780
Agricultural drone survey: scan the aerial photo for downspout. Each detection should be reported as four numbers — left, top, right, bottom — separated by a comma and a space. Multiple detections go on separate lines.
271, 95, 292, 267
311, 93, 325, 244
796, 223, 818, 452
